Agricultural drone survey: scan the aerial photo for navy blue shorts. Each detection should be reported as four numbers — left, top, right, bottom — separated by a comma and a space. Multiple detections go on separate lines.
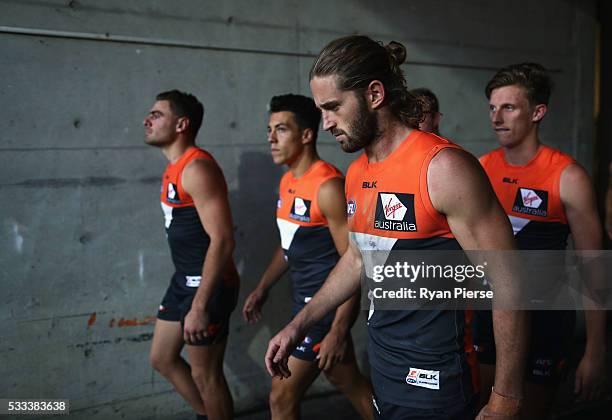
372, 391, 478, 420
290, 304, 334, 362
157, 272, 238, 345
473, 310, 575, 384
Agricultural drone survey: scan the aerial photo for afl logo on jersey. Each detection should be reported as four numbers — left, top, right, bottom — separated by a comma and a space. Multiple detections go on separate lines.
347, 199, 356, 217
166, 182, 181, 204
374, 192, 417, 231
512, 188, 548, 217
290, 197, 311, 222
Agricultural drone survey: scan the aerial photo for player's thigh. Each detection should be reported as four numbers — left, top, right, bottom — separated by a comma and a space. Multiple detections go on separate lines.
271, 356, 321, 400
186, 337, 228, 376
150, 319, 184, 365
323, 334, 361, 384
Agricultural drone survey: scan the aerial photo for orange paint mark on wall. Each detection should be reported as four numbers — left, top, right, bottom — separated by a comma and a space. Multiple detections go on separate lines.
87, 312, 97, 328
107, 315, 156, 328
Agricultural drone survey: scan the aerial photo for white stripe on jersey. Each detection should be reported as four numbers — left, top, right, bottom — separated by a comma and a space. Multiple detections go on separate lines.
277, 218, 300, 250
508, 215, 530, 235
350, 232, 398, 321
161, 202, 173, 229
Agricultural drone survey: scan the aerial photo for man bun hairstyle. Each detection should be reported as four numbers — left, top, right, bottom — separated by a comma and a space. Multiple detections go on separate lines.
156, 90, 204, 137
385, 41, 407, 76
485, 62, 553, 106
268, 94, 321, 141
309, 35, 422, 128
410, 87, 440, 114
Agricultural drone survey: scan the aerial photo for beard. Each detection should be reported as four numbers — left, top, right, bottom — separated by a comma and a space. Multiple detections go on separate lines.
333, 95, 381, 153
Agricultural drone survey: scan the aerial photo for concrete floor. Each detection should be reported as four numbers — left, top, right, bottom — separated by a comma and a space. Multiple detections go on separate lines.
160, 391, 611, 420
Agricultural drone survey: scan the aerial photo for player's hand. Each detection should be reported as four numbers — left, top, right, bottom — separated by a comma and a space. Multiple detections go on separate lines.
183, 308, 209, 344
574, 351, 606, 402
317, 330, 347, 371
476, 389, 521, 420
265, 323, 302, 378
475, 407, 519, 420
242, 288, 267, 324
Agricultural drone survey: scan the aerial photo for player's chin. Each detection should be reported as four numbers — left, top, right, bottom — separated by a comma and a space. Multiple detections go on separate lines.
271, 154, 286, 165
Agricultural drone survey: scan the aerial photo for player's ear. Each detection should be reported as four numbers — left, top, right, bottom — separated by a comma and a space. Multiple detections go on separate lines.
366, 80, 386, 110
532, 104, 547, 123
433, 112, 442, 128
176, 116, 190, 133
302, 128, 315, 145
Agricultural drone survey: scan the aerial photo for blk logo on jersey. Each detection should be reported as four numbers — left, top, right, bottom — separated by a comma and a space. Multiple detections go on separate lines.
406, 368, 440, 390
512, 188, 548, 217
374, 192, 417, 231
290, 197, 311, 222
166, 183, 181, 203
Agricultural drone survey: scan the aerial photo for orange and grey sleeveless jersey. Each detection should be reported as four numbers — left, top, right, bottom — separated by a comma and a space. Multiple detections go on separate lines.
277, 160, 343, 309
346, 130, 473, 408
480, 145, 574, 250
160, 147, 234, 281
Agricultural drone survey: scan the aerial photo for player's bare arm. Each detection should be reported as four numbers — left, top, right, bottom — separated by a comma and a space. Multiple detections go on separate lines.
428, 147, 529, 416
265, 238, 363, 378
560, 163, 606, 402
242, 247, 289, 324
182, 158, 236, 343
316, 177, 360, 371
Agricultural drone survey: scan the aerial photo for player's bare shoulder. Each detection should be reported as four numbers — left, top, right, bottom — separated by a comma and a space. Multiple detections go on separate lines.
182, 157, 225, 197
427, 147, 490, 214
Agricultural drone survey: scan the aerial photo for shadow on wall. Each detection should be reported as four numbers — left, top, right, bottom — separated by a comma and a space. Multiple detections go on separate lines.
226, 150, 293, 403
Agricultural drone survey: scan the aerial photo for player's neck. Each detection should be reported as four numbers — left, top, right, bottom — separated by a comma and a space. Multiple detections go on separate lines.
366, 115, 412, 163
503, 134, 541, 166
162, 137, 195, 164
288, 148, 320, 178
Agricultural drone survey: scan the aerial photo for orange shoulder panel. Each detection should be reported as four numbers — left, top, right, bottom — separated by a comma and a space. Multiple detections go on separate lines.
277, 160, 343, 227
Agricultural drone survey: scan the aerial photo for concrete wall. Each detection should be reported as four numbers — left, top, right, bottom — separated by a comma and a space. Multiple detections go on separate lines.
0, 0, 598, 418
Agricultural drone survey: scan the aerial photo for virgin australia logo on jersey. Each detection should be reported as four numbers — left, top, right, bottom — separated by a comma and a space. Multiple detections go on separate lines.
374, 192, 417, 231
166, 182, 181, 204
290, 197, 311, 222
512, 187, 548, 217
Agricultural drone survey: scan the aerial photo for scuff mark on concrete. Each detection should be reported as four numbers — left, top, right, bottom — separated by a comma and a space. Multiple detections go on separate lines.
108, 316, 156, 327
79, 231, 93, 244
70, 332, 154, 353
13, 177, 126, 188
125, 333, 153, 343
19, 311, 107, 323
138, 251, 144, 284
137, 176, 160, 185
87, 312, 97, 328
13, 223, 23, 253
71, 339, 112, 349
